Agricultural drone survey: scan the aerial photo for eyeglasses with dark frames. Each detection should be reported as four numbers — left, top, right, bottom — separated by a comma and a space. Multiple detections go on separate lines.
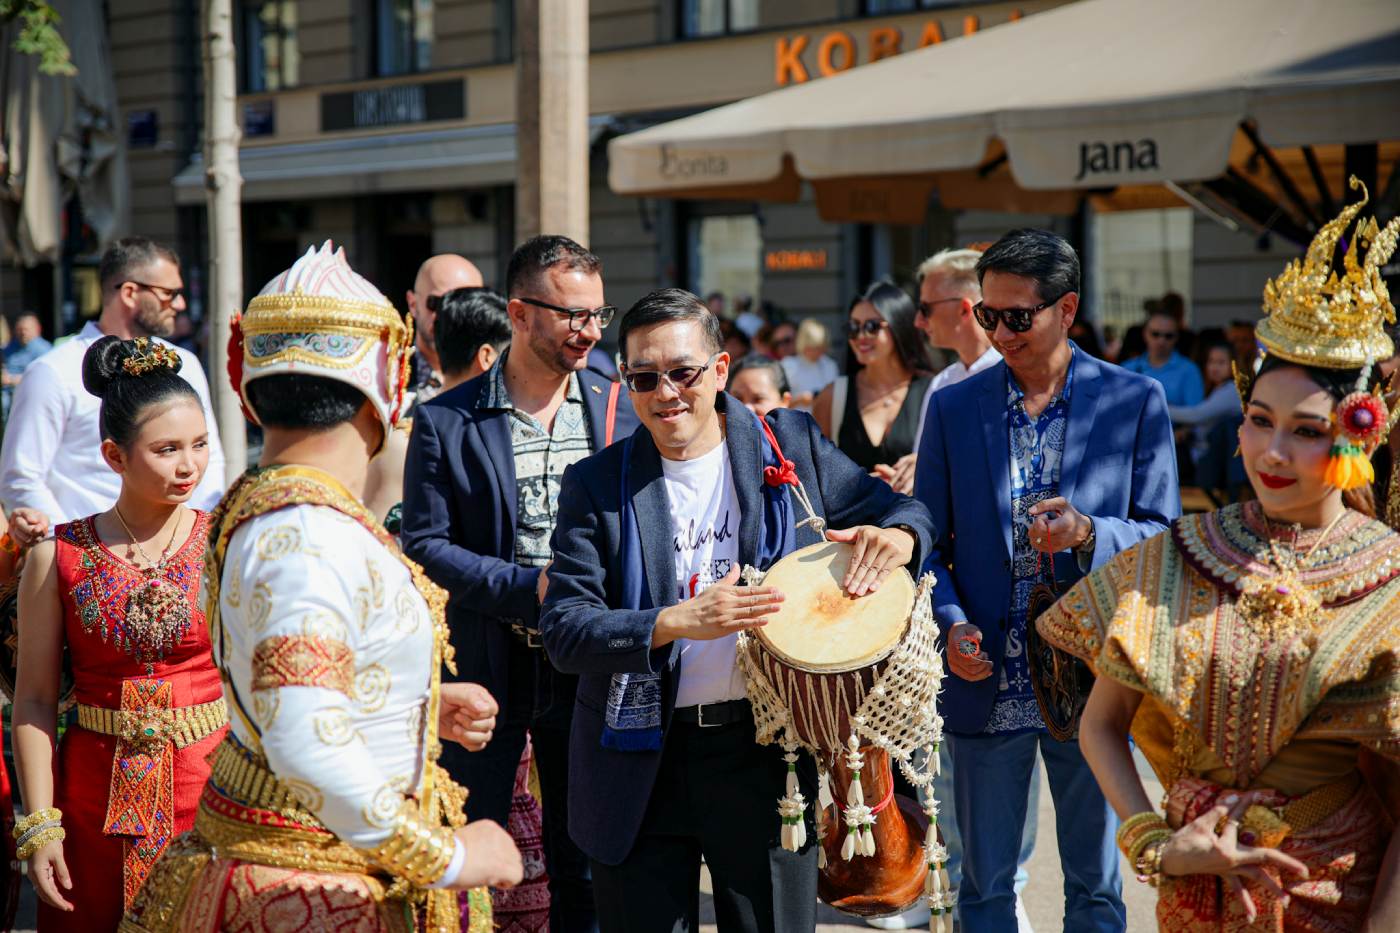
972, 293, 1069, 334
126, 281, 185, 305
622, 352, 721, 394
1145, 329, 1178, 341
917, 297, 964, 317
518, 296, 617, 332
846, 319, 890, 338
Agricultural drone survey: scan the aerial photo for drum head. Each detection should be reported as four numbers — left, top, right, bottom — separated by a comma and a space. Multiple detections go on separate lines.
756, 540, 914, 673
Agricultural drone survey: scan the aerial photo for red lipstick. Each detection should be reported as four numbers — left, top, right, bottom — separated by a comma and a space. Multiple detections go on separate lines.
1258, 473, 1296, 489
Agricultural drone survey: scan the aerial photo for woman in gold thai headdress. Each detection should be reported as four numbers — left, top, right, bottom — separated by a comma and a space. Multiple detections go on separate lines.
1036, 179, 1400, 932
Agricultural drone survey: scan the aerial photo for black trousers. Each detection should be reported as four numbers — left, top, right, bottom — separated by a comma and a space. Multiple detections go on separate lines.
441, 638, 597, 933
590, 716, 818, 933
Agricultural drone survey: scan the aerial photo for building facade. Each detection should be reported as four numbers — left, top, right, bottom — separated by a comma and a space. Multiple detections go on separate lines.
7, 0, 1296, 354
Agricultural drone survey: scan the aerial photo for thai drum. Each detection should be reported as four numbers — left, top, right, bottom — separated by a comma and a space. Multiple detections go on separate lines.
736, 540, 955, 929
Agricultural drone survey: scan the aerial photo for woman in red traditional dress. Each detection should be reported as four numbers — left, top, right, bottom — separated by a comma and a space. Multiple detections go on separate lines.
12, 335, 228, 930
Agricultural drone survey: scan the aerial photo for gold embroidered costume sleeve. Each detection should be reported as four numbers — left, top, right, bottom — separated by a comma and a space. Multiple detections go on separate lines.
1035, 536, 1154, 692
366, 799, 455, 886
251, 634, 355, 697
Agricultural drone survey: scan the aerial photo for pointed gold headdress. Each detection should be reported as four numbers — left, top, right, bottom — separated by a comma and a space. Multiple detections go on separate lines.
1236, 177, 1400, 489
1253, 176, 1398, 369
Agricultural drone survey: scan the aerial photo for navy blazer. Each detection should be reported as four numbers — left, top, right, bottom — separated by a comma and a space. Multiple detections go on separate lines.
914, 347, 1180, 736
540, 393, 934, 865
400, 365, 640, 703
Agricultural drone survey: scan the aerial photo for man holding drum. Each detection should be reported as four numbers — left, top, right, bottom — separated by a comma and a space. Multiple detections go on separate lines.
914, 229, 1180, 932
541, 288, 934, 932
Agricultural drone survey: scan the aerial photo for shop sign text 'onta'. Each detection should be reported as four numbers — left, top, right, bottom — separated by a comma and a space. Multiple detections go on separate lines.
774, 12, 1023, 87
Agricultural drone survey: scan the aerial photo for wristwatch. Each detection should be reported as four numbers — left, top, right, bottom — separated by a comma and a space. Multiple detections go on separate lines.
1076, 518, 1096, 556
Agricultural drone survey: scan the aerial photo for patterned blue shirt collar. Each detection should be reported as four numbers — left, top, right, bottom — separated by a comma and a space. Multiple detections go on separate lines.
478, 348, 582, 411
1006, 344, 1077, 410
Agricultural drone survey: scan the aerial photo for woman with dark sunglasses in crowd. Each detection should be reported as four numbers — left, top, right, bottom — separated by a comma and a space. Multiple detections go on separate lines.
814, 280, 934, 483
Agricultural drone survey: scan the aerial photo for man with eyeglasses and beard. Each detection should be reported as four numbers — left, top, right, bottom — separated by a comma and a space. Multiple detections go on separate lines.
0, 236, 227, 524
913, 229, 1179, 933
540, 288, 933, 932
401, 235, 639, 932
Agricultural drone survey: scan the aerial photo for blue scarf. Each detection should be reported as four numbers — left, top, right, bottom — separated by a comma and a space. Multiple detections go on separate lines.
601, 411, 799, 751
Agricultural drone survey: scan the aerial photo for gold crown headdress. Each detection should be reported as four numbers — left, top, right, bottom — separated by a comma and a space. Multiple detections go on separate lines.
229, 241, 413, 452
1235, 177, 1400, 489
121, 338, 181, 376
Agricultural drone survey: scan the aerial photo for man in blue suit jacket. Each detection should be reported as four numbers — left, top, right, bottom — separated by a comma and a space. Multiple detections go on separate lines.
541, 288, 933, 932
914, 229, 1179, 933
401, 236, 639, 933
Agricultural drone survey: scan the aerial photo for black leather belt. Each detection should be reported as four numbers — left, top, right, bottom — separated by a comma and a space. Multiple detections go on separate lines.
672, 698, 751, 728
508, 622, 544, 649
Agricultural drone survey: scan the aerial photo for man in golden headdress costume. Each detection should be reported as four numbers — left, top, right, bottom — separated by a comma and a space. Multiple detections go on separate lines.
1035, 180, 1400, 931
122, 242, 522, 933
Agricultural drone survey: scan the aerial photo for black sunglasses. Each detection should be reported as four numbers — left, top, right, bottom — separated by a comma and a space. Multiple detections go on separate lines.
846, 319, 890, 338
917, 297, 964, 317
126, 281, 185, 304
1146, 329, 1177, 341
519, 296, 617, 332
623, 353, 720, 394
972, 294, 1068, 333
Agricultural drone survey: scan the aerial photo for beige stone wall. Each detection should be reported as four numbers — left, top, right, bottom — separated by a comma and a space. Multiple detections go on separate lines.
110, 0, 187, 246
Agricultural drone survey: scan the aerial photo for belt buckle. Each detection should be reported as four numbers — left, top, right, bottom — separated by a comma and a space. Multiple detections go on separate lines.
696, 703, 721, 728
526, 630, 544, 649
119, 710, 175, 751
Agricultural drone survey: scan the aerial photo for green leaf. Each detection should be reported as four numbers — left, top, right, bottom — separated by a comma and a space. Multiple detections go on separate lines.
1, 0, 76, 76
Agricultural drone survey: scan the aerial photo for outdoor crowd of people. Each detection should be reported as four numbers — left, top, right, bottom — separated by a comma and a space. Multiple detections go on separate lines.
0, 190, 1393, 933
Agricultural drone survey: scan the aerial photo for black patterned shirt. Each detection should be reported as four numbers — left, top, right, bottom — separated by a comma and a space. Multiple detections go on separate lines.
479, 351, 594, 568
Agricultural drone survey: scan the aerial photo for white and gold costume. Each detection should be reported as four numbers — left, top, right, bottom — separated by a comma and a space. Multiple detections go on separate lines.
123, 243, 487, 933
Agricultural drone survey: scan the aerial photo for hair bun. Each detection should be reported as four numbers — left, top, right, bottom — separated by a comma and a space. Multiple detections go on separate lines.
81, 335, 184, 399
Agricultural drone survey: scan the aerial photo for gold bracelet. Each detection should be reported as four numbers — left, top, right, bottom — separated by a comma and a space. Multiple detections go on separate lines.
367, 801, 454, 887
16, 825, 65, 861
1128, 828, 1173, 868
1116, 811, 1170, 862
1134, 837, 1168, 885
12, 808, 62, 839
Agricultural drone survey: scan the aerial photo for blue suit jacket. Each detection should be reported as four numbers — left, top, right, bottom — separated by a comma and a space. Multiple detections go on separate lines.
540, 393, 934, 865
400, 366, 640, 703
913, 348, 1180, 736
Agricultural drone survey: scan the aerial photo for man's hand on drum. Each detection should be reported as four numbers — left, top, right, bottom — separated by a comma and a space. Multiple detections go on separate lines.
827, 525, 915, 596
947, 622, 993, 682
439, 681, 498, 751
653, 565, 784, 648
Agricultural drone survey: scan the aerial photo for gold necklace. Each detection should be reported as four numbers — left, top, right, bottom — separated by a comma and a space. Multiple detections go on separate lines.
109, 505, 192, 669
1237, 509, 1347, 635
113, 505, 183, 569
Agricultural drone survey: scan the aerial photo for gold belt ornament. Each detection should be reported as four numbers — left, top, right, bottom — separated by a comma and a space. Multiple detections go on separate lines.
78, 697, 228, 752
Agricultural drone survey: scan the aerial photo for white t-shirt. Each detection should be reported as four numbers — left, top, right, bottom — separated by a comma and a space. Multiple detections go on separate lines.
662, 442, 747, 708
782, 354, 840, 410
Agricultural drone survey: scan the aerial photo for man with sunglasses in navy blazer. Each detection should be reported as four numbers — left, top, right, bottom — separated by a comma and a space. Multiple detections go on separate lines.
401, 235, 638, 932
541, 288, 933, 932
914, 229, 1179, 933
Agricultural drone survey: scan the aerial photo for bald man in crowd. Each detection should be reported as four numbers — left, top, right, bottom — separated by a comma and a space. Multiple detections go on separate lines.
407, 254, 485, 402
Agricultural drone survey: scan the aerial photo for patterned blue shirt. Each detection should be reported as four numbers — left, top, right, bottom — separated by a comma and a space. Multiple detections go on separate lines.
985, 349, 1076, 735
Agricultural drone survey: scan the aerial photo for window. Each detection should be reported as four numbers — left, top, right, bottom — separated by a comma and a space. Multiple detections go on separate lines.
679, 0, 758, 39
686, 214, 761, 307
375, 0, 434, 76
862, 0, 965, 12
239, 1, 299, 92
1090, 208, 1193, 332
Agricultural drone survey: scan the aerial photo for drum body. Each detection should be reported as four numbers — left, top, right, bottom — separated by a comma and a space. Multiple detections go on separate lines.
750, 541, 914, 753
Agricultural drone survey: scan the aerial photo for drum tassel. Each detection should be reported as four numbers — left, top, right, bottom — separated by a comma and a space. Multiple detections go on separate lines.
841, 735, 877, 859
777, 747, 807, 852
